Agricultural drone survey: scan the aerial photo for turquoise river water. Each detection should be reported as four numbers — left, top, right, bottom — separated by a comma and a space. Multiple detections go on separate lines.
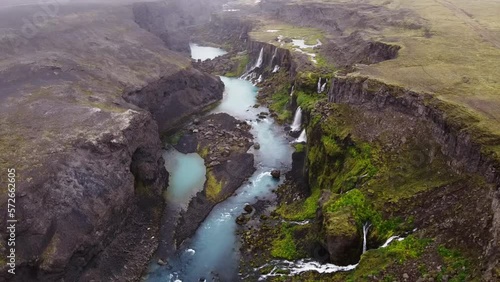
144, 44, 293, 281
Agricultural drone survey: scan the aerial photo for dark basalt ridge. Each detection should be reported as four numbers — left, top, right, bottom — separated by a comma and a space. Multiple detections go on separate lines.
123, 68, 224, 133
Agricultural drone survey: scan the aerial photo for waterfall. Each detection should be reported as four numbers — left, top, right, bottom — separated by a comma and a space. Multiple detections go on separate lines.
381, 236, 404, 248
271, 48, 278, 65
273, 65, 280, 73
257, 75, 263, 83
290, 86, 295, 97
255, 47, 264, 68
295, 129, 307, 143
240, 47, 264, 81
256, 232, 407, 279
320, 82, 327, 93
317, 77, 322, 93
290, 107, 302, 132
257, 259, 357, 279
362, 223, 371, 254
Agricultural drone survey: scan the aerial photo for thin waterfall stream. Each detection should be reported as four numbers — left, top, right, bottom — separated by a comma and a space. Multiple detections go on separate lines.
290, 107, 303, 132
362, 223, 371, 254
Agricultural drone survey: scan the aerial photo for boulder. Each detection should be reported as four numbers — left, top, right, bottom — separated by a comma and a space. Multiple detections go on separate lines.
208, 161, 221, 167
271, 170, 281, 179
324, 209, 361, 265
236, 215, 247, 225
157, 259, 168, 266
254, 143, 261, 150
244, 204, 254, 213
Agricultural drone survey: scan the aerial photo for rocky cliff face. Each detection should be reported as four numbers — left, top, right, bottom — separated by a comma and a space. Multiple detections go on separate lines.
11, 110, 167, 282
328, 76, 500, 185
321, 32, 400, 68
132, 0, 227, 52
326, 76, 500, 279
123, 69, 224, 133
246, 40, 296, 77
191, 14, 253, 52
171, 113, 256, 250
0, 3, 223, 281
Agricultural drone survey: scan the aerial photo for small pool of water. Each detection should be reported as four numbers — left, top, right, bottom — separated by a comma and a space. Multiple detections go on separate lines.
292, 39, 322, 49
163, 149, 206, 208
189, 43, 227, 61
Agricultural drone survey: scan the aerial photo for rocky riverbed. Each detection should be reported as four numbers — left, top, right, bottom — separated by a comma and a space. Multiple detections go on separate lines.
170, 113, 256, 249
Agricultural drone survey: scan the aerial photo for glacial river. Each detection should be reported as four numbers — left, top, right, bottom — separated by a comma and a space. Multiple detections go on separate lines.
144, 44, 293, 281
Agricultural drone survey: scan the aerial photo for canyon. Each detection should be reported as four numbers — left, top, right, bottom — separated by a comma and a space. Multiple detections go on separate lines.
0, 0, 499, 281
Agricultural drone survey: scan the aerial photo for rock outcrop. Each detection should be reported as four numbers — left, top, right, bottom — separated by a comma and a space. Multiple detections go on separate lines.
171, 113, 256, 250
324, 209, 361, 265
245, 40, 296, 78
191, 14, 253, 52
123, 69, 224, 133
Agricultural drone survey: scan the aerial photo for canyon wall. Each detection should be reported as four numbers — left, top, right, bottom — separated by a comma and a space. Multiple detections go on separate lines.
246, 40, 296, 78
328, 76, 500, 185
191, 14, 253, 51
326, 76, 500, 278
123, 68, 224, 133
229, 13, 498, 275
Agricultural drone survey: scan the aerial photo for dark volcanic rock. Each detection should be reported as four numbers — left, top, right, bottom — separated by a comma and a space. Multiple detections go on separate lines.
271, 170, 281, 179
191, 15, 253, 52
244, 204, 254, 214
165, 113, 256, 250
174, 153, 255, 248
174, 133, 198, 154
328, 77, 500, 280
260, 1, 410, 68
324, 209, 362, 266
122, 69, 224, 133
328, 76, 500, 186
323, 32, 400, 67
286, 151, 309, 194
